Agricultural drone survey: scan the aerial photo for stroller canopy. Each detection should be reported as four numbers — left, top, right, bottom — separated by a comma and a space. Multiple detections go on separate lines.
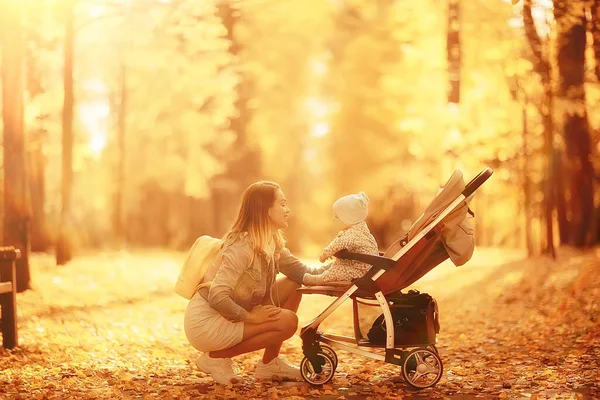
379, 170, 476, 294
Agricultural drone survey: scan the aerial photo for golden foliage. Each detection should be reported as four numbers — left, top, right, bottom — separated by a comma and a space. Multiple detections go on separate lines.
7, 0, 600, 251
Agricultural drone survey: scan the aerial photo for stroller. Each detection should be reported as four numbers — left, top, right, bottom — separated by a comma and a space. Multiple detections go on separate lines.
297, 168, 493, 389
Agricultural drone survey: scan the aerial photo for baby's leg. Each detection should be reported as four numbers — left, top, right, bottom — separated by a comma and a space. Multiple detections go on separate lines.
322, 263, 363, 283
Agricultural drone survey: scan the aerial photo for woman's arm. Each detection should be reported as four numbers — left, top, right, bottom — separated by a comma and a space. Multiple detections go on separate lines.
278, 248, 311, 284
208, 243, 253, 322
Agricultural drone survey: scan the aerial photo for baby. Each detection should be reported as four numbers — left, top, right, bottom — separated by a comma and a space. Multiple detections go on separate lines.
303, 192, 379, 286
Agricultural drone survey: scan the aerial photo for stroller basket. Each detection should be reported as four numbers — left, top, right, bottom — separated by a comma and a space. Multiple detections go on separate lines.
296, 168, 493, 389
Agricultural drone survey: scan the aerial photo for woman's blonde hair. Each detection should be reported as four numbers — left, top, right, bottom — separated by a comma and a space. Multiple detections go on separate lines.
224, 181, 286, 252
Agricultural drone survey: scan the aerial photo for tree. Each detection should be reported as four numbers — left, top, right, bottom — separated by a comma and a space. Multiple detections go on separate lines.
523, 0, 556, 257
56, 0, 75, 265
25, 1, 59, 253
112, 2, 131, 246
554, 0, 595, 247
592, 0, 600, 82
447, 0, 461, 104
112, 0, 237, 244
1, 0, 32, 291
209, 0, 261, 235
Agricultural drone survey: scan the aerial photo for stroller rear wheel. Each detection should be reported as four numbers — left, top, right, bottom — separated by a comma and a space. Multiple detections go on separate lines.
319, 344, 338, 370
402, 347, 443, 389
300, 351, 336, 385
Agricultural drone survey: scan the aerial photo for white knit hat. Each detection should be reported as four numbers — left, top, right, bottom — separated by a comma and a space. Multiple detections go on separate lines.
333, 192, 370, 226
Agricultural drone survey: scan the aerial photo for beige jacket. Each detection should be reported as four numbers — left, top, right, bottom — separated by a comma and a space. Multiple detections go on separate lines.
197, 233, 316, 322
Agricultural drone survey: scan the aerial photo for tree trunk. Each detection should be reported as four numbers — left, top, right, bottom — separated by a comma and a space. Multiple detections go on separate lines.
522, 103, 534, 256
555, 151, 569, 243
1, 1, 32, 292
56, 0, 75, 265
588, 0, 599, 245
215, 2, 261, 226
447, 0, 461, 104
591, 0, 600, 81
554, 1, 595, 247
113, 61, 127, 246
219, 3, 248, 150
523, 0, 555, 257
542, 88, 556, 256
29, 127, 50, 252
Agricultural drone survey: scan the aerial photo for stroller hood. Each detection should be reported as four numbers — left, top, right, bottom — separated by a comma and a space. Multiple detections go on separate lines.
407, 170, 474, 266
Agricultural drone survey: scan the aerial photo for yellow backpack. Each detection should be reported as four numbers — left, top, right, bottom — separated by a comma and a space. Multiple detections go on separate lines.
174, 235, 223, 299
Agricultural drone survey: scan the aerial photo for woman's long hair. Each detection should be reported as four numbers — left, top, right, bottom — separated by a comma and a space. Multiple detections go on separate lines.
224, 181, 286, 252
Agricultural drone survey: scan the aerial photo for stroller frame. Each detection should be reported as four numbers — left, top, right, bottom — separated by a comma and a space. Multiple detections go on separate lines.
297, 168, 493, 389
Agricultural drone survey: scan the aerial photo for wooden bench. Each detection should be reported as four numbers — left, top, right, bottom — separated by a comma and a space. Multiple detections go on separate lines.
0, 247, 20, 349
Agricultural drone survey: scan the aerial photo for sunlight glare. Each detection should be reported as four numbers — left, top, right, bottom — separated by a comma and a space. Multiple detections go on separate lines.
84, 78, 109, 94
86, 4, 106, 19
311, 122, 329, 138
79, 78, 110, 157
310, 58, 328, 77
445, 127, 463, 147
508, 15, 523, 29
89, 135, 107, 155
532, 0, 553, 38
79, 101, 110, 157
306, 97, 330, 119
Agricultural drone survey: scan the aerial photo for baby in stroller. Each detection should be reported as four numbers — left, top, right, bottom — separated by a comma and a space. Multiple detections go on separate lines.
303, 192, 379, 286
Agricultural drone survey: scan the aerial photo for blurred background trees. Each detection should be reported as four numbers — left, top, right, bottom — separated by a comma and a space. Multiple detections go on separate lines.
1, 0, 599, 281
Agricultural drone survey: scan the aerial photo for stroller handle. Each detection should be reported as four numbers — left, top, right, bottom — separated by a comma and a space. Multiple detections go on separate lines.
462, 167, 493, 198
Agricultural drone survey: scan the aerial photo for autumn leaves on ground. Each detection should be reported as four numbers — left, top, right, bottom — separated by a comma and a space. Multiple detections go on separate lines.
1, 248, 599, 400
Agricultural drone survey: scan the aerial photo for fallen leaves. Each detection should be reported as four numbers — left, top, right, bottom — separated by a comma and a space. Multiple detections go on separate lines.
0, 248, 599, 399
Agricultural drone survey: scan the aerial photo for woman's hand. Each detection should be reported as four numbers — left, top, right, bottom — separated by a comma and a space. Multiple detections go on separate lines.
244, 305, 281, 324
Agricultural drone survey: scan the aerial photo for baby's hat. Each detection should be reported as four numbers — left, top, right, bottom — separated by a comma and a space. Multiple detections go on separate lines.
333, 192, 370, 226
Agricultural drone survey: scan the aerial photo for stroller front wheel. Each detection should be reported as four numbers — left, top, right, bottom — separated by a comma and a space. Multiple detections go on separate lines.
402, 347, 443, 389
319, 344, 338, 370
300, 352, 336, 385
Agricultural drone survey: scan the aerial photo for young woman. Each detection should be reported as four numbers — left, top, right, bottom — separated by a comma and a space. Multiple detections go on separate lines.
184, 181, 322, 384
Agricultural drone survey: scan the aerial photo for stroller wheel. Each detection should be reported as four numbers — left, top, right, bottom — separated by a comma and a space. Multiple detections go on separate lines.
426, 345, 439, 355
300, 352, 336, 385
402, 348, 443, 389
319, 344, 338, 370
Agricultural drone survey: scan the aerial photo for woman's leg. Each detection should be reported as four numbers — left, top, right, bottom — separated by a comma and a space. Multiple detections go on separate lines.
211, 277, 303, 362
261, 276, 302, 362
209, 309, 298, 359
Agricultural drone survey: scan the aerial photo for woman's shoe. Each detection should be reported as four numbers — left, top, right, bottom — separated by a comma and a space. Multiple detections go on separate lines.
195, 353, 242, 385
254, 356, 301, 380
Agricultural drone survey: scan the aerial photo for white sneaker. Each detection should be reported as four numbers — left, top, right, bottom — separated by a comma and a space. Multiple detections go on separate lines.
254, 356, 301, 380
195, 353, 242, 385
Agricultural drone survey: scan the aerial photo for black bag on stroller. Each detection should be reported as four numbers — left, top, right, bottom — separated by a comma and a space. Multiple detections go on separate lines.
367, 290, 440, 345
